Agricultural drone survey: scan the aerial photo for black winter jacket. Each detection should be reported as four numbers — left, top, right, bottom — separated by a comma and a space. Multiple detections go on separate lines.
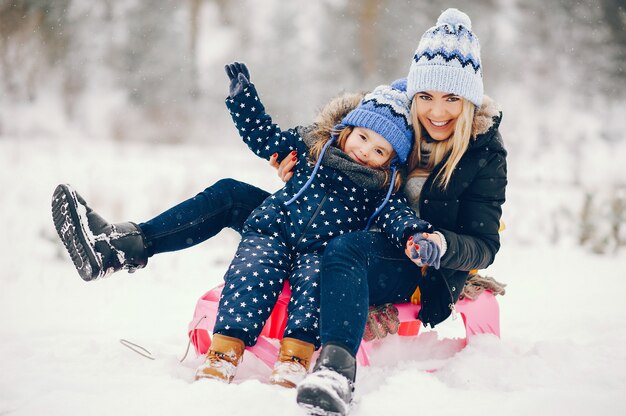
376, 95, 507, 325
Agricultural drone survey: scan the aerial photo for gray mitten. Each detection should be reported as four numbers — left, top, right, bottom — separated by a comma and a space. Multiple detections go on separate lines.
224, 62, 250, 98
409, 234, 441, 269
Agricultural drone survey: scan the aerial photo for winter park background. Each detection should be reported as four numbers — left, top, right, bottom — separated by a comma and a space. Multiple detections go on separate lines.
1, 0, 626, 415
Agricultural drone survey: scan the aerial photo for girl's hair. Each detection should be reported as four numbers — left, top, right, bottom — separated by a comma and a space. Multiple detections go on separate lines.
406, 96, 475, 189
309, 125, 403, 193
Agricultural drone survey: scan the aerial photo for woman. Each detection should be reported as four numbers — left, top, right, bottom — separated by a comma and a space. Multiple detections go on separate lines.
295, 9, 506, 416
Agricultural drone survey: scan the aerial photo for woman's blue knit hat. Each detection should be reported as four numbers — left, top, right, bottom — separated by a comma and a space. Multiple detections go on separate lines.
341, 85, 413, 164
407, 8, 483, 107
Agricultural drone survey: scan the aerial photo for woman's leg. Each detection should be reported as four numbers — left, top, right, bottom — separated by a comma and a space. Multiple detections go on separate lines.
319, 231, 421, 356
52, 178, 269, 281
138, 178, 270, 256
297, 232, 421, 413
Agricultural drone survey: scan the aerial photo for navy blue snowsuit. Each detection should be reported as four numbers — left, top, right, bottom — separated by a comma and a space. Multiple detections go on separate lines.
213, 84, 431, 348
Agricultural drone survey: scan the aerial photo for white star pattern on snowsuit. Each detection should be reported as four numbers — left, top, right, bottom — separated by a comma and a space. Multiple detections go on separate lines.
216, 84, 431, 348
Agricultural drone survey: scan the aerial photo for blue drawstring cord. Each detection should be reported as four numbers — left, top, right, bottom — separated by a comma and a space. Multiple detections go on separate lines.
364, 164, 397, 230
284, 135, 337, 206
285, 126, 398, 232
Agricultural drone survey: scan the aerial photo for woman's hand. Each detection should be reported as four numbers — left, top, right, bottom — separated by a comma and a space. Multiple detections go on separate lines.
405, 232, 442, 269
269, 151, 297, 183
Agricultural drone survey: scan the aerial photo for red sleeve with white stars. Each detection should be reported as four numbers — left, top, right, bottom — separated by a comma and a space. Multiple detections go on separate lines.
225, 83, 308, 161
374, 195, 433, 249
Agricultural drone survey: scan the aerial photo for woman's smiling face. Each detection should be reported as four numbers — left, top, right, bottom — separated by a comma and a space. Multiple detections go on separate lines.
414, 91, 464, 141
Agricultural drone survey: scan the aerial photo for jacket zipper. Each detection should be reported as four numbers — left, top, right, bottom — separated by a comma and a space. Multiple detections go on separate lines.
441, 274, 458, 320
421, 153, 457, 320
295, 192, 329, 248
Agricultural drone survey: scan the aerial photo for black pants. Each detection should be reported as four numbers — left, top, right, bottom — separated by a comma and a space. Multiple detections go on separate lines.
138, 178, 269, 256
319, 231, 421, 355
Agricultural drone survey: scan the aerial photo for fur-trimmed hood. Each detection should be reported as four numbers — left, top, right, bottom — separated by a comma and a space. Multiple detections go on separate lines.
472, 95, 502, 138
306, 91, 366, 143
296, 91, 392, 193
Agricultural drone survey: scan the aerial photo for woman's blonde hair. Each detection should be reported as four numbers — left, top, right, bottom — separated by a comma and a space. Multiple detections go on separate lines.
309, 126, 403, 193
406, 96, 475, 190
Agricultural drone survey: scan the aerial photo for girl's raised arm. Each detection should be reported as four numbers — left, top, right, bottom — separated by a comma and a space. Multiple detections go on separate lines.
224, 62, 307, 161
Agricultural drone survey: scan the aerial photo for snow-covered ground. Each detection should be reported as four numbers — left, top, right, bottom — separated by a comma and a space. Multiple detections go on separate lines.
1, 137, 625, 415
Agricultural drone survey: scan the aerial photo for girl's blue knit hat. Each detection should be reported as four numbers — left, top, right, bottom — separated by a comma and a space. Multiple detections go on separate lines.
407, 8, 483, 107
341, 84, 413, 164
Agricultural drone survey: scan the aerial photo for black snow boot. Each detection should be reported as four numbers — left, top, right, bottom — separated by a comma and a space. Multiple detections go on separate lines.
296, 342, 356, 416
51, 184, 148, 281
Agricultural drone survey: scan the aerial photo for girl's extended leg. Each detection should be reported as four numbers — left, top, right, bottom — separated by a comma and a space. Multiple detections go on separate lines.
284, 252, 323, 347
319, 231, 420, 356
270, 251, 322, 388
198, 231, 292, 383
213, 232, 291, 346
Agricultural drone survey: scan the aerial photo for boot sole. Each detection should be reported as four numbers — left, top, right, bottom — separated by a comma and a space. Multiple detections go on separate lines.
194, 372, 233, 383
51, 184, 103, 281
296, 384, 348, 416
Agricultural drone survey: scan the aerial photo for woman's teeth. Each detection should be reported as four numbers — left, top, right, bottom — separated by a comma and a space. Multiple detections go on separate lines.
430, 119, 449, 127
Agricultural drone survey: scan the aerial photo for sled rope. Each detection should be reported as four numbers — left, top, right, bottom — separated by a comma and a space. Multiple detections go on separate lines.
119, 314, 208, 363
119, 339, 155, 360
179, 314, 208, 363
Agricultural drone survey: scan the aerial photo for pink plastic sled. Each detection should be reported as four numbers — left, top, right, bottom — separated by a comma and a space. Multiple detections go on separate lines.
187, 280, 500, 367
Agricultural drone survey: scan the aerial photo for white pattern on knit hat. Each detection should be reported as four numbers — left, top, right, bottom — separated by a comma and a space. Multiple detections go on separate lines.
364, 87, 412, 125
407, 8, 483, 107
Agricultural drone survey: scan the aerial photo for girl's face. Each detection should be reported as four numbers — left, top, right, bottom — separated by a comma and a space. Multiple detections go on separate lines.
414, 91, 464, 141
342, 127, 395, 168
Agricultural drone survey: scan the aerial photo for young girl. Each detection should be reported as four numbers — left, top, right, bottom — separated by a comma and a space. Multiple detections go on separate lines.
194, 63, 432, 387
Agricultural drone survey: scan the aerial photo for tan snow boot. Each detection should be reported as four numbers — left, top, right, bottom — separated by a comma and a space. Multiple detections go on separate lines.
269, 337, 315, 388
195, 334, 245, 383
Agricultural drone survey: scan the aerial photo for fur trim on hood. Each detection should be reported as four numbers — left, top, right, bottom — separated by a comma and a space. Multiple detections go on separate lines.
472, 95, 501, 138
308, 91, 366, 143
296, 91, 392, 192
